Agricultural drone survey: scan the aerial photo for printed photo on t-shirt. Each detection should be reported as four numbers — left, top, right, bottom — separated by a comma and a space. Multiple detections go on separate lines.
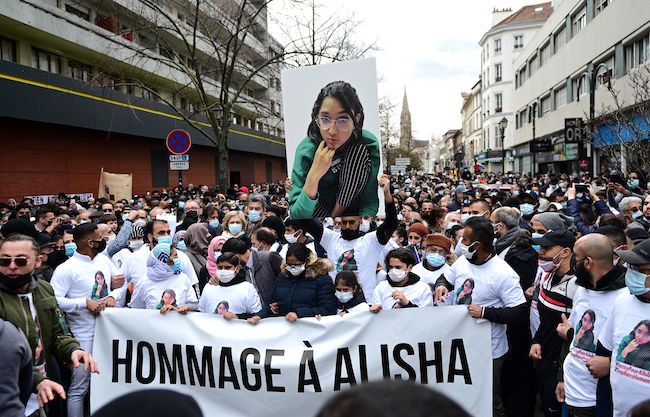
215, 300, 230, 316
616, 319, 650, 371
91, 271, 108, 301
336, 249, 358, 272
454, 278, 474, 305
573, 309, 597, 353
155, 289, 177, 310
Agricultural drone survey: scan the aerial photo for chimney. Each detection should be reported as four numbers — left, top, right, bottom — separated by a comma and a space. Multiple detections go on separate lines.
491, 7, 513, 26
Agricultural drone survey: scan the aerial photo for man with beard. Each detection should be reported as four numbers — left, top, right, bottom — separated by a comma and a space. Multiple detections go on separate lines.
301, 174, 398, 303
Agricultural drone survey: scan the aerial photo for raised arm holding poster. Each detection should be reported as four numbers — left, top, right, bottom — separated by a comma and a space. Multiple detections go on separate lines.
91, 307, 492, 417
282, 58, 382, 219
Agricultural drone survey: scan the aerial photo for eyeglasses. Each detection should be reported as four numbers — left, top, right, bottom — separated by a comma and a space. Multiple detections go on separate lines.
0, 257, 29, 267
630, 207, 641, 212
315, 116, 354, 132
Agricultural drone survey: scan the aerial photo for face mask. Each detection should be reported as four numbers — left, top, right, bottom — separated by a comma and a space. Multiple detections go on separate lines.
446, 221, 459, 230
376, 220, 384, 227
45, 250, 67, 269
80, 219, 91, 224
209, 219, 220, 229
92, 239, 108, 254
217, 269, 236, 283
359, 220, 371, 233
178, 201, 186, 209
531, 232, 543, 252
397, 213, 404, 221
0, 272, 33, 291
335, 290, 354, 304
460, 213, 470, 224
520, 203, 535, 216
628, 179, 640, 188
625, 268, 650, 295
214, 251, 222, 260
341, 229, 361, 241
463, 242, 478, 261
248, 210, 261, 222
122, 213, 130, 221
64, 242, 77, 257
426, 253, 446, 268
632, 210, 644, 220
388, 268, 408, 282
455, 240, 467, 257
134, 219, 147, 228
228, 224, 243, 235
538, 250, 565, 273
156, 236, 172, 245
171, 258, 183, 274
127, 240, 143, 251
284, 232, 300, 244
286, 264, 306, 276
176, 241, 187, 252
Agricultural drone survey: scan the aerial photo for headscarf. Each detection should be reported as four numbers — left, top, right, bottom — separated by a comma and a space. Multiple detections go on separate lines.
147, 244, 174, 281
206, 236, 228, 276
185, 223, 210, 258
172, 230, 187, 246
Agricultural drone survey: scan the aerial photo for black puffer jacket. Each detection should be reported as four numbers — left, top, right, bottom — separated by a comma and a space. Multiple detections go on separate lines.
259, 259, 337, 318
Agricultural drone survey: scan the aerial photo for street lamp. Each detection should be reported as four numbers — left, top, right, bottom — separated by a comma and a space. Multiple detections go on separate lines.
499, 117, 508, 173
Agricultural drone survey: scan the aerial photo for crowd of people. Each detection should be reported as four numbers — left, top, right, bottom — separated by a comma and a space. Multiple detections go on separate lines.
1, 168, 650, 417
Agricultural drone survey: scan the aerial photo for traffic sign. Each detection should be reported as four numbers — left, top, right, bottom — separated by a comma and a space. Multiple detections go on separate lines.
166, 129, 192, 154
169, 161, 190, 171
169, 154, 190, 162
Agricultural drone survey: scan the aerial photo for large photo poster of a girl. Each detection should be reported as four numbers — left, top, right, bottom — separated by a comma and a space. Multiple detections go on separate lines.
617, 319, 650, 370
281, 58, 382, 219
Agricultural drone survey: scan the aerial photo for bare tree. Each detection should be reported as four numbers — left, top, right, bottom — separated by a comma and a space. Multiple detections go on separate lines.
587, 65, 650, 174
273, 0, 377, 67
378, 95, 398, 167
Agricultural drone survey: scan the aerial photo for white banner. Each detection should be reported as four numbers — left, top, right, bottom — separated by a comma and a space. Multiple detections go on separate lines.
91, 307, 492, 417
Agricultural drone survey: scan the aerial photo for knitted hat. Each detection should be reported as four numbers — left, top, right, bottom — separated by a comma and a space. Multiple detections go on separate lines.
424, 234, 454, 252
408, 223, 429, 238
152, 243, 171, 263
130, 224, 144, 239
533, 212, 573, 230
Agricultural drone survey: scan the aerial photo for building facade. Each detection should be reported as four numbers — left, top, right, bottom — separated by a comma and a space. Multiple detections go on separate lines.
479, 3, 552, 173
511, 0, 650, 175
0, 0, 286, 201
460, 79, 482, 168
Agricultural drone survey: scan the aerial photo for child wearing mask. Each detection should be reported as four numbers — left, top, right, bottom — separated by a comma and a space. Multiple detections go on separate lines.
334, 271, 369, 315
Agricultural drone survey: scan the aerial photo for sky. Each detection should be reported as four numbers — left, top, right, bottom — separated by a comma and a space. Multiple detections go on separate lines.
269, 0, 537, 142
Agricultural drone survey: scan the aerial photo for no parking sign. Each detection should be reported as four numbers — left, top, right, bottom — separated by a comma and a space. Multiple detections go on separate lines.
166, 129, 192, 155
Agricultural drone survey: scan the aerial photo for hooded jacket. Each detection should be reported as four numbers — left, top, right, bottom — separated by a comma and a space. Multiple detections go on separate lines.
259, 258, 336, 318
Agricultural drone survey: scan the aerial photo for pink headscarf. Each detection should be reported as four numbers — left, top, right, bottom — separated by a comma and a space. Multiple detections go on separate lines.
206, 236, 228, 276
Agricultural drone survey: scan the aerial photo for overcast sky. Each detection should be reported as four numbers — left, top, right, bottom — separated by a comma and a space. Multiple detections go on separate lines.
269, 0, 536, 142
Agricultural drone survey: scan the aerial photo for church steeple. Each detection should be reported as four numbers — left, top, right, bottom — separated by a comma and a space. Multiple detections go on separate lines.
400, 87, 412, 150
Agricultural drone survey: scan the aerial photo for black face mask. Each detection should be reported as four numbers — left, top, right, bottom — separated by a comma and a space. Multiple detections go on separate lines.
45, 250, 67, 269
574, 259, 591, 286
91, 239, 108, 254
341, 229, 361, 241
0, 271, 33, 291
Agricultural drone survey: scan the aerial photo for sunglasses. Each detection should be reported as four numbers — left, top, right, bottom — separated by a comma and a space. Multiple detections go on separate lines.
0, 257, 29, 267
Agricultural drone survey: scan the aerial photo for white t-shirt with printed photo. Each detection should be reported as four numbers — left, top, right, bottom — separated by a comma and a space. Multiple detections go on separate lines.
443, 255, 527, 359
563, 286, 627, 408
598, 292, 650, 417
373, 279, 434, 310
198, 282, 262, 316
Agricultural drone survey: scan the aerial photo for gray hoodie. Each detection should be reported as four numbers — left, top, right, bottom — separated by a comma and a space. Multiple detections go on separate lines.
0, 319, 33, 416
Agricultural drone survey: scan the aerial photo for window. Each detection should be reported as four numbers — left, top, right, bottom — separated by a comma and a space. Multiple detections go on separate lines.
151, 150, 169, 188
159, 45, 172, 59
555, 85, 567, 108
495, 93, 503, 113
95, 15, 118, 33
625, 34, 650, 72
514, 35, 524, 49
65, 3, 90, 21
573, 74, 588, 100
540, 95, 551, 116
595, 0, 611, 15
540, 43, 551, 66
0, 36, 16, 62
69, 61, 92, 82
554, 26, 566, 51
31, 48, 61, 74
572, 6, 587, 36
139, 34, 156, 50
529, 54, 538, 76
495, 63, 502, 82
96, 73, 120, 90
494, 39, 502, 53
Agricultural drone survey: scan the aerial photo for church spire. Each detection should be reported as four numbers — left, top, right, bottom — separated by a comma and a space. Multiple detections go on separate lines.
400, 87, 412, 150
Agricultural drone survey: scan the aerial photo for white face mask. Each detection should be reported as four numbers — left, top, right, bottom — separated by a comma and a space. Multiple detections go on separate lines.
335, 290, 354, 304
359, 220, 371, 233
388, 268, 408, 282
454, 240, 467, 257
463, 242, 479, 261
128, 239, 144, 251
217, 269, 236, 283
286, 264, 306, 276
460, 213, 470, 224
284, 232, 300, 244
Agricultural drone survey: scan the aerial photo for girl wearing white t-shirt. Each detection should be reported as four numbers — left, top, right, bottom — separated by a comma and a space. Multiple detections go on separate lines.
334, 271, 369, 315
370, 248, 434, 312
198, 252, 262, 320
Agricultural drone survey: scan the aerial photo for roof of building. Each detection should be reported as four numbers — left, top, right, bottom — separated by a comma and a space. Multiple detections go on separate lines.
495, 2, 552, 27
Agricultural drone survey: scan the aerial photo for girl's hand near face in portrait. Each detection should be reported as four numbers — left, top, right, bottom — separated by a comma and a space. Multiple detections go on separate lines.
304, 141, 335, 199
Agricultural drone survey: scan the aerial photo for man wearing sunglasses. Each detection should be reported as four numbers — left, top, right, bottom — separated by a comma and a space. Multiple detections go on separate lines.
0, 233, 98, 416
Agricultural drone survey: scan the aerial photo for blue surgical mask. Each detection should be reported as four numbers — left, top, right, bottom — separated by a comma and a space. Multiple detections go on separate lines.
625, 268, 650, 295
209, 219, 220, 229
335, 291, 354, 304
632, 210, 644, 220
228, 223, 242, 235
248, 210, 261, 222
520, 203, 535, 216
531, 232, 544, 252
426, 253, 446, 267
176, 241, 187, 252
628, 179, 640, 189
157, 236, 172, 245
178, 201, 186, 209
214, 251, 222, 260
64, 242, 77, 257
171, 258, 183, 274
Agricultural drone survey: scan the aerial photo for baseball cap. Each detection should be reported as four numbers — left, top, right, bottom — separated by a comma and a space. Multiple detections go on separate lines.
615, 239, 650, 265
532, 229, 576, 248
